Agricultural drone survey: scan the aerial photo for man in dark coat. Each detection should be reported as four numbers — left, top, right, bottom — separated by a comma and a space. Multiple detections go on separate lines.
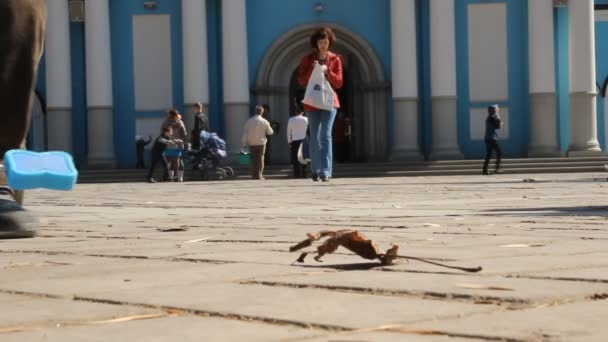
482, 105, 503, 175
191, 102, 209, 150
0, 0, 47, 238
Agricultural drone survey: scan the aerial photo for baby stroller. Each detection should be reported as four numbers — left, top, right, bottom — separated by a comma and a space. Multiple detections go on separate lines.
185, 130, 235, 180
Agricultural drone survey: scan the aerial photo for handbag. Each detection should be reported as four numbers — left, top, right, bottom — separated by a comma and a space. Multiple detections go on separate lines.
301, 63, 334, 111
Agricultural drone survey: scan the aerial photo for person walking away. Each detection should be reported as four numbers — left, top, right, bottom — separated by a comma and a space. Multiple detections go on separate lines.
287, 108, 309, 178
161, 109, 188, 181
262, 104, 280, 165
191, 102, 209, 150
147, 127, 179, 183
241, 105, 274, 180
482, 104, 503, 175
298, 27, 343, 182
135, 135, 152, 169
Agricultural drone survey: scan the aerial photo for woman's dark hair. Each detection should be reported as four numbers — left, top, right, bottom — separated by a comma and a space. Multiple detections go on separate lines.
310, 27, 336, 49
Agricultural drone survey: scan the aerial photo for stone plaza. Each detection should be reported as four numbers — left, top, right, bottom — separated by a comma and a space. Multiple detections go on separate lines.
1, 172, 607, 341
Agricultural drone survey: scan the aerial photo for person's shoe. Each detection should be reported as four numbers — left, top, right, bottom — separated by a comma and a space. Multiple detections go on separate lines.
482, 170, 490, 175
312, 174, 320, 182
0, 199, 37, 239
147, 177, 157, 183
494, 169, 504, 174
321, 176, 330, 182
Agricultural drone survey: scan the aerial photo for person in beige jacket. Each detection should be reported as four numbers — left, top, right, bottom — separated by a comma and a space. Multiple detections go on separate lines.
241, 105, 274, 179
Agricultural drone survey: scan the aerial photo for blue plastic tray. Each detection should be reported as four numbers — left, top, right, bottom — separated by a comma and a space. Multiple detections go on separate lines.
163, 148, 183, 157
3, 150, 78, 190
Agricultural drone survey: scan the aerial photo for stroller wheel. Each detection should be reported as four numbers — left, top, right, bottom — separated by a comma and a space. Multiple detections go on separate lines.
222, 167, 235, 178
215, 169, 226, 180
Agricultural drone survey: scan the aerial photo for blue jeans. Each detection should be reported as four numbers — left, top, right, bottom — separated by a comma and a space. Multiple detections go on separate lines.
306, 108, 337, 178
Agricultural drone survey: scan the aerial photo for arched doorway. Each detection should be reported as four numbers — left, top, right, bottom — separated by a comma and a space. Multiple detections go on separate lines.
253, 23, 388, 164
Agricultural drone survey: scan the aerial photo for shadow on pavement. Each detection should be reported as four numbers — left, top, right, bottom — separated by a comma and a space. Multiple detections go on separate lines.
482, 205, 608, 217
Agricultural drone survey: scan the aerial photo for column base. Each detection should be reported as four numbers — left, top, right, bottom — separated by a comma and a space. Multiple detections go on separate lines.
528, 148, 563, 158
87, 107, 116, 168
528, 93, 559, 157
567, 149, 603, 157
85, 156, 117, 169
568, 92, 601, 155
224, 102, 250, 155
391, 98, 421, 161
429, 148, 463, 161
430, 97, 461, 160
390, 149, 424, 161
46, 107, 73, 153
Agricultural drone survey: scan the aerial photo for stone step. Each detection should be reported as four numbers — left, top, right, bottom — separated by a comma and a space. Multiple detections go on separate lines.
76, 158, 608, 183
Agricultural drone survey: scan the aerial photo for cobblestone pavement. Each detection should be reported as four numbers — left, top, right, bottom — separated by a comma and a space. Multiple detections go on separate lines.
1, 173, 608, 341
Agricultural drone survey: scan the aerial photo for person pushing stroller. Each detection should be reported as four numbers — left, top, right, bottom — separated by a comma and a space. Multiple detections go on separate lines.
147, 127, 183, 183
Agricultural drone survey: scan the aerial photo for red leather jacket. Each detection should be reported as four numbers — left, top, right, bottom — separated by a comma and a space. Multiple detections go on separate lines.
297, 50, 343, 112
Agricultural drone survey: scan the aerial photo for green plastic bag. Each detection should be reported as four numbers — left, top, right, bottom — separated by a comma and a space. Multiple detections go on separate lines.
239, 153, 250, 165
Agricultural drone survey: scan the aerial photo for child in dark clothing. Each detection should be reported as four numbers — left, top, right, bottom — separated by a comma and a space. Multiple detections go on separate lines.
135, 135, 152, 169
147, 128, 180, 183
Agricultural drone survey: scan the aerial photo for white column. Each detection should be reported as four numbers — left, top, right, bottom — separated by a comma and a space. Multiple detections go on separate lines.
182, 0, 210, 131
45, 0, 73, 153
390, 0, 422, 160
429, 0, 462, 160
222, 0, 250, 155
85, 0, 116, 166
568, 0, 601, 156
528, 0, 560, 157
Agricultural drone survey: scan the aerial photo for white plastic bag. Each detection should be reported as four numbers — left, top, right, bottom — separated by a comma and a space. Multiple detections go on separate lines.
297, 138, 311, 165
302, 63, 334, 111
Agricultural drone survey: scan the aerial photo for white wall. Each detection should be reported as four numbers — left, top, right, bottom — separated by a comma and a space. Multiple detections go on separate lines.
133, 15, 173, 111
467, 3, 509, 102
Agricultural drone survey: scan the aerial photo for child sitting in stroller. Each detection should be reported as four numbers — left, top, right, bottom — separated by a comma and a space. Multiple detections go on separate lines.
185, 130, 235, 180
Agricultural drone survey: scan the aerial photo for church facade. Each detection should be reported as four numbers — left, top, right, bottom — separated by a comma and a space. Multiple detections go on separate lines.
33, 0, 608, 167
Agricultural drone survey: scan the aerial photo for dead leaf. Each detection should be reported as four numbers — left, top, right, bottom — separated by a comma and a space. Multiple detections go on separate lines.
289, 230, 398, 265
290, 230, 482, 272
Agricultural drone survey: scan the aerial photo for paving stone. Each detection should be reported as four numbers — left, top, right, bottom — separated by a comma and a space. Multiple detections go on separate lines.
407, 301, 608, 342
0, 316, 315, 342
0, 293, 159, 329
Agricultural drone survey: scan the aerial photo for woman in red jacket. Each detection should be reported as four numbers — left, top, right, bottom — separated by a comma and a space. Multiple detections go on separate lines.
298, 27, 343, 182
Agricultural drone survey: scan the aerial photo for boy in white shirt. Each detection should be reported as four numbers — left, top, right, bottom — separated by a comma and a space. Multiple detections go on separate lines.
241, 105, 274, 179
287, 107, 309, 178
